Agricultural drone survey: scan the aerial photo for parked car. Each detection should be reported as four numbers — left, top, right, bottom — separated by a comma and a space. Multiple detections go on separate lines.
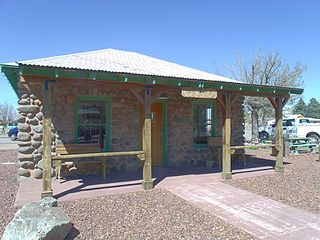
5, 123, 17, 130
259, 115, 320, 143
8, 127, 18, 141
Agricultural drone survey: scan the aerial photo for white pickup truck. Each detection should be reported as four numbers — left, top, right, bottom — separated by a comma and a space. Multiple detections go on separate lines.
259, 115, 320, 142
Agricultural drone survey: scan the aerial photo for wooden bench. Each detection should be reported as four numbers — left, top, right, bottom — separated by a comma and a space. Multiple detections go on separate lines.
54, 143, 106, 180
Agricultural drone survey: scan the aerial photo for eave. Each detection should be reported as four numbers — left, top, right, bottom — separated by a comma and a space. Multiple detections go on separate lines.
1, 64, 304, 96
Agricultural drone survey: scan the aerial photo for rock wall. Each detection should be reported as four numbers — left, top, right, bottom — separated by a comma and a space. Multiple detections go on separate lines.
16, 84, 56, 180
166, 91, 245, 167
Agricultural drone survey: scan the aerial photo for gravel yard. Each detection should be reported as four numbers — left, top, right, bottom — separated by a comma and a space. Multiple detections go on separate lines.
62, 189, 254, 240
229, 149, 320, 215
0, 148, 254, 240
0, 150, 18, 237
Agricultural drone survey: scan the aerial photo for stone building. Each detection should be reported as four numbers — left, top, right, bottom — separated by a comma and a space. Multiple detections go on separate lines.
1, 49, 302, 191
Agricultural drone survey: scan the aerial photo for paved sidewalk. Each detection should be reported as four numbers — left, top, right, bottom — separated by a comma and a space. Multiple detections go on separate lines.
0, 134, 17, 150
167, 182, 320, 240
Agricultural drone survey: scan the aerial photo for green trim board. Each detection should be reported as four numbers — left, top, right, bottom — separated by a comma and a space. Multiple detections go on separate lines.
74, 95, 110, 152
0, 64, 303, 96
192, 99, 217, 148
159, 99, 168, 167
0, 65, 19, 95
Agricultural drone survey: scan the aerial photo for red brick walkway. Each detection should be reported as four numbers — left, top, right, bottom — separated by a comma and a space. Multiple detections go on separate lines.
15, 166, 320, 239
167, 182, 320, 240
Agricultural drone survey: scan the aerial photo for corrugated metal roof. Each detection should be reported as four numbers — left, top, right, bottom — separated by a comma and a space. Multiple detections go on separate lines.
16, 48, 240, 83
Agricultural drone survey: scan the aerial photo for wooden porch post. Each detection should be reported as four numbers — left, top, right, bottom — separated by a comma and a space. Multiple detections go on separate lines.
221, 92, 232, 180
41, 82, 53, 198
269, 96, 289, 172
274, 97, 284, 172
142, 87, 153, 189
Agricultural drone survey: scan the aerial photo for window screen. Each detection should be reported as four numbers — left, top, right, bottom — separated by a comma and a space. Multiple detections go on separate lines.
193, 103, 213, 144
77, 101, 106, 149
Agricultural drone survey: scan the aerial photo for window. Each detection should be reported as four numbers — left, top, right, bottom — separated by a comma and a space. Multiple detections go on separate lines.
75, 97, 109, 150
193, 102, 215, 145
283, 119, 294, 127
299, 119, 310, 124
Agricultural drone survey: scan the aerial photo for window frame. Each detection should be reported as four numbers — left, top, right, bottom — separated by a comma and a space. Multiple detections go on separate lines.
74, 96, 110, 152
192, 100, 216, 148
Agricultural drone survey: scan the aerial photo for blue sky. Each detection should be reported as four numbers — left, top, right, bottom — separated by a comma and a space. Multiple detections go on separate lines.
0, 0, 319, 108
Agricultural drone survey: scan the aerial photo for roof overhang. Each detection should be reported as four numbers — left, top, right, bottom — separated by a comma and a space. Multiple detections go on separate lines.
1, 64, 304, 97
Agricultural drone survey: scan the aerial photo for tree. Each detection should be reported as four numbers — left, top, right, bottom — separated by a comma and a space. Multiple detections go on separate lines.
305, 98, 320, 119
292, 98, 307, 115
0, 102, 17, 125
228, 50, 305, 142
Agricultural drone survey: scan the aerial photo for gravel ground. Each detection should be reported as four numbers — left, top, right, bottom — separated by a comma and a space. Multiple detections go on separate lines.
229, 149, 320, 215
62, 189, 255, 240
0, 148, 254, 240
0, 150, 18, 237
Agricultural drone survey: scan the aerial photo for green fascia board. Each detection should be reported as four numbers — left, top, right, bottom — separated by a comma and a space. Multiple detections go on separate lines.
7, 65, 304, 95
0, 64, 19, 95
160, 99, 167, 167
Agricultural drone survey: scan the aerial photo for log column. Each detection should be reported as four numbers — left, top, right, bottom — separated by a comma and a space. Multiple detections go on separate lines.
269, 96, 289, 172
41, 82, 53, 198
274, 97, 284, 172
221, 92, 232, 180
142, 87, 153, 189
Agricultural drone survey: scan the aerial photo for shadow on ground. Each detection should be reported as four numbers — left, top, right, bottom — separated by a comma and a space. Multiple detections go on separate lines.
53, 153, 290, 200
65, 226, 80, 240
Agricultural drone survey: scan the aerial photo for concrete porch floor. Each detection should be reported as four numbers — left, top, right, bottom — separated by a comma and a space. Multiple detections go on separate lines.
15, 164, 276, 206
15, 152, 281, 206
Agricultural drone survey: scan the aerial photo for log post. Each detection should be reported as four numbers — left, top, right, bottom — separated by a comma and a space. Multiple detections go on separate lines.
142, 87, 153, 189
41, 81, 53, 198
221, 92, 232, 180
274, 97, 284, 172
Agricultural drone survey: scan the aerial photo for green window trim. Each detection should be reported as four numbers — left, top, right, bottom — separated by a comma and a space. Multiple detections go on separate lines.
74, 96, 110, 152
192, 100, 217, 148
160, 99, 168, 167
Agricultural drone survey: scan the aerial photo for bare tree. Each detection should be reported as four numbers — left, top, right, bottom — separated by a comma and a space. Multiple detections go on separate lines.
0, 102, 17, 125
228, 50, 305, 142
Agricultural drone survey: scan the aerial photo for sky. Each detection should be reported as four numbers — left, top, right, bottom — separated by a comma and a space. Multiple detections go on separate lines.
0, 0, 319, 108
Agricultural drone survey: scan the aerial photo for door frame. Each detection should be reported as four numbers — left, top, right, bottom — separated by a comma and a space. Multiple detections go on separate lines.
139, 99, 167, 166
158, 99, 167, 167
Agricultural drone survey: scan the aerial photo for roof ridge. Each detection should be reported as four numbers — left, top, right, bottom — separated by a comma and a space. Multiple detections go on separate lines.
18, 48, 121, 63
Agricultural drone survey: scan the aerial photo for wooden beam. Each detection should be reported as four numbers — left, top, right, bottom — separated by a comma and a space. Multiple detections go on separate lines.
142, 87, 153, 190
230, 94, 239, 107
130, 89, 144, 105
221, 92, 232, 180
230, 144, 275, 150
268, 97, 277, 109
41, 82, 53, 198
282, 96, 290, 108
216, 92, 226, 110
274, 97, 284, 172
52, 150, 145, 160
151, 91, 163, 104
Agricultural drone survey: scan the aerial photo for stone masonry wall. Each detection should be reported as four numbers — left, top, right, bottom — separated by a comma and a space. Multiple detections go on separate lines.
166, 90, 245, 167
16, 84, 56, 180
17, 78, 245, 178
